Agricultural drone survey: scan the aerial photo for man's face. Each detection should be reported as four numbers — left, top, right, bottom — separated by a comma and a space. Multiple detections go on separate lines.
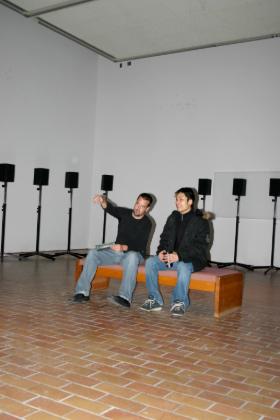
132, 197, 150, 219
175, 192, 192, 214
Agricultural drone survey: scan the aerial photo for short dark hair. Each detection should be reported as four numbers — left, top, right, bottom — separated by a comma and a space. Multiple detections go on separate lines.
138, 193, 153, 207
175, 187, 195, 204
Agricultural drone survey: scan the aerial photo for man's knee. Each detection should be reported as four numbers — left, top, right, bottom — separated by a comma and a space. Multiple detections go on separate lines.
84, 249, 101, 268
145, 255, 158, 270
87, 249, 98, 260
177, 261, 192, 269
177, 262, 192, 278
123, 251, 141, 266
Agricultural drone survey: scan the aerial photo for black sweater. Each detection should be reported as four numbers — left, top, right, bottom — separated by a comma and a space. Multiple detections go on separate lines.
157, 210, 210, 272
106, 202, 152, 257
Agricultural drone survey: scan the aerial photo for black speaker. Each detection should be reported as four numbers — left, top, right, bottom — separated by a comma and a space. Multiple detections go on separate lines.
0, 163, 15, 182
101, 174, 114, 191
232, 178, 246, 196
269, 178, 280, 197
33, 168, 49, 186
65, 172, 79, 189
198, 179, 212, 196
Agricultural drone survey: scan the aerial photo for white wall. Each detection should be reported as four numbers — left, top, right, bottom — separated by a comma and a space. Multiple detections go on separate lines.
91, 38, 280, 266
1, 4, 279, 266
0, 5, 98, 252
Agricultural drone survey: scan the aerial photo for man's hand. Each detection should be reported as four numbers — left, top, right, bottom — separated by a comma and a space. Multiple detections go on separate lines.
167, 252, 179, 264
111, 244, 128, 252
93, 194, 107, 209
159, 250, 179, 264
159, 250, 167, 262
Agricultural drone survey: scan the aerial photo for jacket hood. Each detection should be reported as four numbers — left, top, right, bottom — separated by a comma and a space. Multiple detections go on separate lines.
195, 208, 214, 220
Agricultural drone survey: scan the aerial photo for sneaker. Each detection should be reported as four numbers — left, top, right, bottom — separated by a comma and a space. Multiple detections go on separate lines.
170, 301, 185, 316
73, 293, 90, 303
140, 298, 162, 312
107, 295, 131, 308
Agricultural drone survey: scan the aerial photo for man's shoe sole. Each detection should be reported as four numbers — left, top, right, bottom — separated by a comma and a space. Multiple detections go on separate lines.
171, 311, 184, 317
140, 306, 162, 312
107, 296, 130, 308
73, 294, 90, 303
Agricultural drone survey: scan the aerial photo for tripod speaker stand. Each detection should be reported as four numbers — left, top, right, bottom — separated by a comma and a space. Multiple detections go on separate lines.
54, 172, 85, 259
101, 174, 114, 244
252, 178, 280, 274
0, 164, 15, 262
198, 178, 213, 266
19, 168, 55, 260
213, 178, 252, 270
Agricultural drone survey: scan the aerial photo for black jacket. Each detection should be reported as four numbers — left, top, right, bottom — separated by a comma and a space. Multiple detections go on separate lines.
157, 210, 210, 272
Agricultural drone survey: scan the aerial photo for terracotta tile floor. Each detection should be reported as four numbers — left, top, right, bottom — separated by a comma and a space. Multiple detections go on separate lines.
0, 256, 280, 419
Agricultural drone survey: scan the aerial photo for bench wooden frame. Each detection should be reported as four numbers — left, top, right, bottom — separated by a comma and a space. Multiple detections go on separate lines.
75, 260, 243, 318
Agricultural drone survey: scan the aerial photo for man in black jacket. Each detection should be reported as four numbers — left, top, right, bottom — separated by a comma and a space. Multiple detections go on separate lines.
74, 193, 153, 307
141, 187, 210, 316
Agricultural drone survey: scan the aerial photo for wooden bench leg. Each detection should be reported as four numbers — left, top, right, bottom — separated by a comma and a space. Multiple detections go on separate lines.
214, 273, 243, 317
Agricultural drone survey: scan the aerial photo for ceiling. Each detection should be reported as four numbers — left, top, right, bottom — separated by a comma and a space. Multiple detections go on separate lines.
1, 0, 280, 62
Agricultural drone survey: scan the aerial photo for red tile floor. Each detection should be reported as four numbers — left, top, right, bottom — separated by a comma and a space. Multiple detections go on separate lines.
0, 256, 280, 419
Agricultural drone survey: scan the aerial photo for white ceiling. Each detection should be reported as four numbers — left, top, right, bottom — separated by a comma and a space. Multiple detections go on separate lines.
1, 0, 280, 62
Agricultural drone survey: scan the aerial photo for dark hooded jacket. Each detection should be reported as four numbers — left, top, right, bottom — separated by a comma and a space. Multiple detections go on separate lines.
157, 209, 210, 272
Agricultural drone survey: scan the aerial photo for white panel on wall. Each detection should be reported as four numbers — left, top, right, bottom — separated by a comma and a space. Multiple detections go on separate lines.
213, 171, 280, 219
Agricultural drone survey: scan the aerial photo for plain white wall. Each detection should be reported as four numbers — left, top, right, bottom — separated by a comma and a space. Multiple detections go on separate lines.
0, 5, 98, 252
1, 4, 280, 266
90, 38, 280, 266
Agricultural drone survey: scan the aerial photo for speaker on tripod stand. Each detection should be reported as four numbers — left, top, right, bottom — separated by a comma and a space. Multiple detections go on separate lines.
212, 178, 252, 270
198, 179, 212, 211
101, 175, 114, 244
198, 179, 213, 266
54, 172, 85, 259
0, 163, 15, 262
252, 178, 280, 274
19, 168, 55, 260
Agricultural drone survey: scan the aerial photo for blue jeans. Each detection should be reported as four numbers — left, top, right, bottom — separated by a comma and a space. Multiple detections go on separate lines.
145, 256, 193, 308
75, 248, 143, 303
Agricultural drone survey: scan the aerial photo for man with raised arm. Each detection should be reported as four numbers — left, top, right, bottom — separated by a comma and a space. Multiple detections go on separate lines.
73, 193, 153, 307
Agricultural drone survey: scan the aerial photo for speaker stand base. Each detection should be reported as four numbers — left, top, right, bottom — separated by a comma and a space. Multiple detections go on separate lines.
252, 198, 279, 276
54, 250, 86, 259
252, 265, 280, 275
209, 260, 253, 270
1, 252, 19, 262
19, 251, 55, 261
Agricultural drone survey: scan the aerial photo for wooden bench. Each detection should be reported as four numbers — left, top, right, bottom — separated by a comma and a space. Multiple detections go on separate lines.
75, 259, 243, 318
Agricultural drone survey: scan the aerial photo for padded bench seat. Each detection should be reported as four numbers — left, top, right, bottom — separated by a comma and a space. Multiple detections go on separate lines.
75, 260, 243, 318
